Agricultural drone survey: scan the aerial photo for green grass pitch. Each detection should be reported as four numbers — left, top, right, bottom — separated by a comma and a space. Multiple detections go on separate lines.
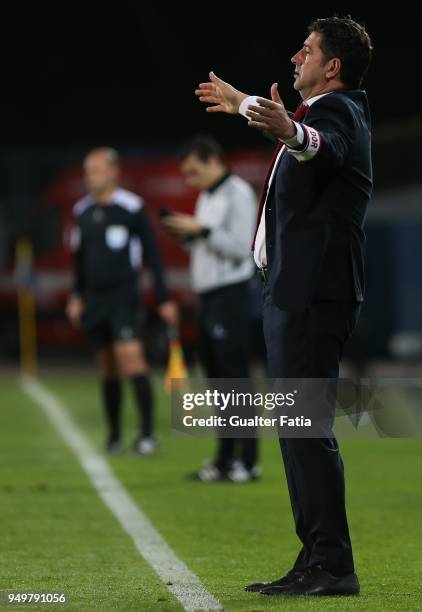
1, 373, 421, 611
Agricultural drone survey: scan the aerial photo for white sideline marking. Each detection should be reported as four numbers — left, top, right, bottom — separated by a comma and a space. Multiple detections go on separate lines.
21, 376, 222, 612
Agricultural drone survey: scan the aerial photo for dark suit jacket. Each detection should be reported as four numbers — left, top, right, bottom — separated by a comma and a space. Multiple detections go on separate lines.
264, 89, 372, 310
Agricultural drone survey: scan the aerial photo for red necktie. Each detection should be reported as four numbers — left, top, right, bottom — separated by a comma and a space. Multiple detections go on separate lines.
251, 101, 309, 250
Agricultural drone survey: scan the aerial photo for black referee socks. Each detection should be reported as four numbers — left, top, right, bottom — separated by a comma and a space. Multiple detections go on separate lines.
131, 374, 153, 438
102, 378, 122, 442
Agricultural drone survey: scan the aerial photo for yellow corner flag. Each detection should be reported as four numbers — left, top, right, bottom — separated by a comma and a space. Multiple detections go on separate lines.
164, 330, 189, 392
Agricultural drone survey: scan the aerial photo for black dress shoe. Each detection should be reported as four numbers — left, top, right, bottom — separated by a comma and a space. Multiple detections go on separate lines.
245, 569, 303, 592
260, 566, 360, 596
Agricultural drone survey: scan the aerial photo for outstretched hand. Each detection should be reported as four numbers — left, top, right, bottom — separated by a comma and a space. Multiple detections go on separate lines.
195, 71, 248, 114
245, 83, 296, 140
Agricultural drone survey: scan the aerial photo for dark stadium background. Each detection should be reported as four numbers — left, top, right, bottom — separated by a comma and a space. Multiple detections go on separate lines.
0, 5, 418, 145
0, 4, 421, 367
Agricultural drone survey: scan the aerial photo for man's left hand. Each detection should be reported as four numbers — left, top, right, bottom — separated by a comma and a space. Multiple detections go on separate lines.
246, 83, 296, 141
158, 300, 179, 328
163, 213, 204, 238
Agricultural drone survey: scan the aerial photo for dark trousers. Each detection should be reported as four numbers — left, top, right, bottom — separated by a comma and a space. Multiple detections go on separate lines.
262, 282, 360, 575
197, 281, 257, 471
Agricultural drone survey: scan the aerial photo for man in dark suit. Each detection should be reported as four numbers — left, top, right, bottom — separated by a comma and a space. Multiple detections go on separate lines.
196, 16, 373, 597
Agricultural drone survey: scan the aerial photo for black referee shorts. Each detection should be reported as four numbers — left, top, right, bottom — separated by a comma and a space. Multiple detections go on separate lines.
81, 287, 144, 350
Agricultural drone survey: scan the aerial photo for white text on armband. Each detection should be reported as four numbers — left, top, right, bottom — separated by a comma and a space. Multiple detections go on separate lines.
287, 125, 321, 162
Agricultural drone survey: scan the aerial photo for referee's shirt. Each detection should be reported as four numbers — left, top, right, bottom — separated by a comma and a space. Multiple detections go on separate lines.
190, 173, 256, 293
71, 187, 169, 302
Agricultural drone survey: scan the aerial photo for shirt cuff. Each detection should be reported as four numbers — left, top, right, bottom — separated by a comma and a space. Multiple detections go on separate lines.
239, 96, 260, 119
187, 226, 211, 241
283, 121, 305, 147
200, 227, 211, 238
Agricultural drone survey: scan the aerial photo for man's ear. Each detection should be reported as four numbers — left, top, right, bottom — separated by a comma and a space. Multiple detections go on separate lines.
326, 57, 342, 81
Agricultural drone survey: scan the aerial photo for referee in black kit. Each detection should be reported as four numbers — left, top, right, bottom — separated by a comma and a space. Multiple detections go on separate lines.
66, 147, 178, 454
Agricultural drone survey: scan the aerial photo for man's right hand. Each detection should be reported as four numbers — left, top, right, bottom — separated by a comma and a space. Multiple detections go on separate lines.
195, 71, 248, 114
66, 295, 85, 328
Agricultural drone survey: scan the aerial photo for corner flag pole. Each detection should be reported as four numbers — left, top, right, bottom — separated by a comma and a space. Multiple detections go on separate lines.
15, 238, 37, 376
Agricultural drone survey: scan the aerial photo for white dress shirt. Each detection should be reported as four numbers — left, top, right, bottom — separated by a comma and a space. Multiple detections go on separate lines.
239, 93, 329, 268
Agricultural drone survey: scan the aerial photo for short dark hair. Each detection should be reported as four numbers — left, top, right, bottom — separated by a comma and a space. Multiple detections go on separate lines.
179, 135, 223, 162
308, 16, 373, 88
